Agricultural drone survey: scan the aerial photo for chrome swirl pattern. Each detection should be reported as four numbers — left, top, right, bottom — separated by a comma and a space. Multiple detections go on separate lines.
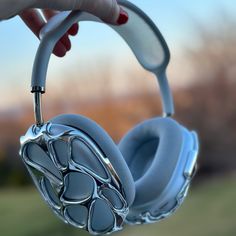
19, 123, 128, 235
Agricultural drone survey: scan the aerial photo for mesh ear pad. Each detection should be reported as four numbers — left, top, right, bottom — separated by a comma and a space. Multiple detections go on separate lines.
118, 118, 185, 210
50, 114, 135, 206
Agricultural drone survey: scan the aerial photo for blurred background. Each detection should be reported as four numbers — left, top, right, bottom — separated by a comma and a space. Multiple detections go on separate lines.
0, 0, 236, 235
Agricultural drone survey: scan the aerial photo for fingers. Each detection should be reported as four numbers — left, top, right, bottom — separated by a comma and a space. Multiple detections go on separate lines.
20, 0, 128, 58
19, 9, 44, 37
42, 9, 79, 36
19, 9, 65, 57
34, 0, 128, 25
20, 9, 79, 57
42, 9, 76, 54
77, 0, 129, 25
42, 9, 79, 56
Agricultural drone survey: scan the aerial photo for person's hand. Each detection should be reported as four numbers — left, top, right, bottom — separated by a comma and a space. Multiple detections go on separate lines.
0, 0, 129, 57
20, 9, 80, 57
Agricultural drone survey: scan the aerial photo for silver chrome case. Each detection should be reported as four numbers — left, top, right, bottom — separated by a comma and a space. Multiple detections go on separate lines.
20, 123, 129, 235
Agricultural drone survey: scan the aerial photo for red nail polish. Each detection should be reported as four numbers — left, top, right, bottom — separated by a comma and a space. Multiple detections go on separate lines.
68, 24, 79, 36
117, 8, 129, 25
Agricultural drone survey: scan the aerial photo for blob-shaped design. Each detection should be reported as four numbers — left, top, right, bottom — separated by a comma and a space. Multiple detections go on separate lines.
20, 123, 128, 235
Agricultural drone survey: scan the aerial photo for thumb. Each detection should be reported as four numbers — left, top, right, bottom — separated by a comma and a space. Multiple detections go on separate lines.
35, 0, 128, 25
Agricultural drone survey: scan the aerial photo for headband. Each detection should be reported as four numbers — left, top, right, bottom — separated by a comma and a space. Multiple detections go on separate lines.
31, 0, 174, 126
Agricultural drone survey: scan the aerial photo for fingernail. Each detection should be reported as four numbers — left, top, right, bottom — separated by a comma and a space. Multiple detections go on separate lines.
60, 35, 71, 51
68, 24, 79, 36
53, 42, 67, 57
117, 8, 129, 25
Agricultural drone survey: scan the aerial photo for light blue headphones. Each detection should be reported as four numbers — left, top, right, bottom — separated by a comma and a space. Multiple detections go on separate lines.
19, 0, 199, 235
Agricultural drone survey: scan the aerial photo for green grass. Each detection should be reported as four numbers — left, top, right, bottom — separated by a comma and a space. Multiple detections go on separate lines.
0, 177, 235, 236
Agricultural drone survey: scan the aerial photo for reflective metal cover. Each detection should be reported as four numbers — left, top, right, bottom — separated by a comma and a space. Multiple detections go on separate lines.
20, 123, 128, 235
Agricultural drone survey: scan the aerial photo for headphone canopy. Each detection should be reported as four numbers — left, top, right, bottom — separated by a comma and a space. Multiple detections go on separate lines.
31, 0, 174, 127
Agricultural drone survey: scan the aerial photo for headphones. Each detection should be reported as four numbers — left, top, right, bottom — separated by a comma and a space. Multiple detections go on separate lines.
19, 0, 199, 235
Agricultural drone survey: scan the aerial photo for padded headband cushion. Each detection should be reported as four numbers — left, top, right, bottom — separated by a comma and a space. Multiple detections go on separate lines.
118, 117, 185, 208
50, 114, 135, 206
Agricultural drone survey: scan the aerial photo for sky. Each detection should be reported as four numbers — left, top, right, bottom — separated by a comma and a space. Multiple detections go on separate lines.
0, 0, 235, 108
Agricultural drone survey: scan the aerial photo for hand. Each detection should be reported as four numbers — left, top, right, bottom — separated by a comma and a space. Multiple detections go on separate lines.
1, 0, 128, 57
20, 9, 79, 57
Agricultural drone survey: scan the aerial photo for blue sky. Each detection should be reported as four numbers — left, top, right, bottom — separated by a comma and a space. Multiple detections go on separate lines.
0, 0, 235, 106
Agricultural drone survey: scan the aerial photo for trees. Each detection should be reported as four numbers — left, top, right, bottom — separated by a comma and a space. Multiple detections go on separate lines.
176, 15, 236, 176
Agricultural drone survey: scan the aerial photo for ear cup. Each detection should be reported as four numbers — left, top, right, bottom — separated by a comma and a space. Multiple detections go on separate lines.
118, 117, 191, 215
50, 114, 135, 206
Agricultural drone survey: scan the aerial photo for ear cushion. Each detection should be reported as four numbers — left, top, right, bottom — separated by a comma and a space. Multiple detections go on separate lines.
50, 114, 135, 206
118, 117, 185, 209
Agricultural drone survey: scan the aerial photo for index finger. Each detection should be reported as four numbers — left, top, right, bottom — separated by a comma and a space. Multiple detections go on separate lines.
34, 0, 128, 25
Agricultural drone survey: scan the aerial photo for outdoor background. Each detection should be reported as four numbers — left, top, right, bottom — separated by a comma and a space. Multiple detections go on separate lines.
0, 0, 236, 235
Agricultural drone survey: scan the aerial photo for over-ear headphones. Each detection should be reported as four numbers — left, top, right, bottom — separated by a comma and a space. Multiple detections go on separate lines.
19, 0, 199, 235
